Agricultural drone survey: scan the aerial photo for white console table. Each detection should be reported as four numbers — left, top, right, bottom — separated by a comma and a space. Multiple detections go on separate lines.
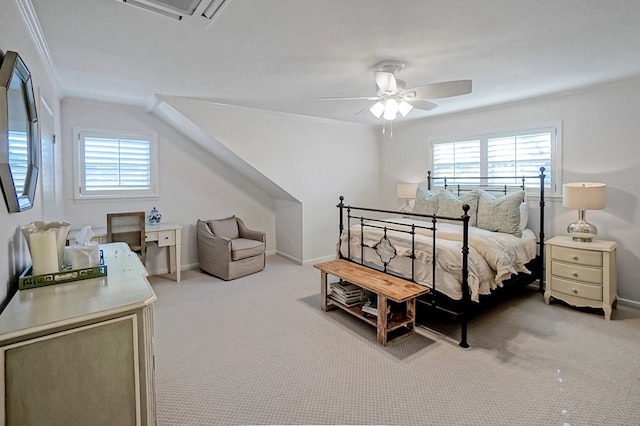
0, 243, 157, 425
68, 222, 182, 282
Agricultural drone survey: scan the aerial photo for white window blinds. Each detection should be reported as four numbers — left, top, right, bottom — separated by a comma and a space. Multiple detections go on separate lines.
433, 140, 480, 185
74, 128, 158, 199
487, 132, 552, 186
431, 122, 560, 194
83, 136, 151, 191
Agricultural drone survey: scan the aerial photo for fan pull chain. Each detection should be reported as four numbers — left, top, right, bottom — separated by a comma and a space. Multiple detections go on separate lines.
381, 120, 393, 137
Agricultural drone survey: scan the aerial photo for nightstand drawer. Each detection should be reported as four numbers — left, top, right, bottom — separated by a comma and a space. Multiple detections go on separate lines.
550, 276, 603, 302
551, 262, 602, 284
551, 246, 602, 267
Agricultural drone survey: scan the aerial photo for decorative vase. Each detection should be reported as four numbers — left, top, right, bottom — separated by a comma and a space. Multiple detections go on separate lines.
148, 207, 162, 225
20, 221, 71, 273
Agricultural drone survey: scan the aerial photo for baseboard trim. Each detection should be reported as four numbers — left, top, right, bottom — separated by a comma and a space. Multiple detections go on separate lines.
617, 297, 640, 309
276, 251, 303, 265
302, 254, 336, 266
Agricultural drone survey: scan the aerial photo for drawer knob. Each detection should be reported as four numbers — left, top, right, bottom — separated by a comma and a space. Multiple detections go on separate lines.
572, 255, 579, 260
571, 271, 579, 277
572, 288, 578, 294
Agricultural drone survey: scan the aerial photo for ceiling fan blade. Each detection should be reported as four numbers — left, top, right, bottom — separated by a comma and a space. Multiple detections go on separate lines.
375, 71, 397, 93
408, 100, 439, 111
410, 80, 472, 100
354, 105, 373, 116
317, 96, 380, 101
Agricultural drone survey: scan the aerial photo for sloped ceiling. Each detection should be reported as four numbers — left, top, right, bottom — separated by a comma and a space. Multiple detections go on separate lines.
26, 0, 640, 124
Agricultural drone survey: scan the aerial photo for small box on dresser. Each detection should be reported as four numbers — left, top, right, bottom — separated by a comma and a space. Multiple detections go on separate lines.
545, 236, 617, 320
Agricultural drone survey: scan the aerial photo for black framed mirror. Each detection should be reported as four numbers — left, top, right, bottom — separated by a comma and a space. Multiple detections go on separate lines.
0, 50, 39, 212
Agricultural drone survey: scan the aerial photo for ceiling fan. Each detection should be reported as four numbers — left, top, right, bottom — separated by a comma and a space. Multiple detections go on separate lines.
319, 60, 472, 121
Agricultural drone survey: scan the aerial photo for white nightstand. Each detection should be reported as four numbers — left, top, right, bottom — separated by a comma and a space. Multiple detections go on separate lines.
545, 236, 617, 319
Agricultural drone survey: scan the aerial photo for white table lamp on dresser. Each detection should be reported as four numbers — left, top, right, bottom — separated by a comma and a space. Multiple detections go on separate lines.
397, 183, 418, 214
562, 182, 606, 242
548, 181, 616, 319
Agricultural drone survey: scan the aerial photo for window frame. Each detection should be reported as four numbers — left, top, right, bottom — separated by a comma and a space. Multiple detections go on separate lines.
429, 121, 563, 197
73, 127, 159, 200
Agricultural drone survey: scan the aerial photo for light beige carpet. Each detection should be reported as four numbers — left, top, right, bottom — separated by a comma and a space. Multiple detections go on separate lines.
149, 255, 640, 425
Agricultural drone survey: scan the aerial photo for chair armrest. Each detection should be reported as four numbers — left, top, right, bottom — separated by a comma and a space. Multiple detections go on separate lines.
237, 218, 266, 243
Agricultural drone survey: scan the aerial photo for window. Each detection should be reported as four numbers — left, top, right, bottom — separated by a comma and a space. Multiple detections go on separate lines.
431, 122, 562, 195
74, 127, 159, 200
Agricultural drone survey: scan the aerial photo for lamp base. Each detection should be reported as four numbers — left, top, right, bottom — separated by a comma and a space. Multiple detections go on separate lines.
400, 200, 412, 217
567, 219, 598, 242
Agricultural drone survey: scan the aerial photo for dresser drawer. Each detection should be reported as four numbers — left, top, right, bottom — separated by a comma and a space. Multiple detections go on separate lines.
551, 245, 602, 267
551, 262, 603, 284
550, 276, 603, 302
157, 230, 175, 247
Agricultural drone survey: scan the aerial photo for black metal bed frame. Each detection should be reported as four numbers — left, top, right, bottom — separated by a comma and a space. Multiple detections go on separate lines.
337, 167, 546, 348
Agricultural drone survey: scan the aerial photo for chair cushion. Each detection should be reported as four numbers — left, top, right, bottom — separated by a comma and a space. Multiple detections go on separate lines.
231, 238, 266, 261
209, 217, 239, 239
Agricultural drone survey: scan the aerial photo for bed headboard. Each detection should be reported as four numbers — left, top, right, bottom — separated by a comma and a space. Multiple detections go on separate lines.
427, 166, 547, 290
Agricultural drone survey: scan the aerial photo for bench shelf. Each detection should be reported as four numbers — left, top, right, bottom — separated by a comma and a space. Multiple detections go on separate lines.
314, 259, 429, 346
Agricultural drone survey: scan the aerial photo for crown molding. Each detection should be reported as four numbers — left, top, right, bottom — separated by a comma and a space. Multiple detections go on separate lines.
14, 0, 61, 94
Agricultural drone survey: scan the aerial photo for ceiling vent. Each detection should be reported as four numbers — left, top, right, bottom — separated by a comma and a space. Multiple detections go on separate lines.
117, 0, 227, 25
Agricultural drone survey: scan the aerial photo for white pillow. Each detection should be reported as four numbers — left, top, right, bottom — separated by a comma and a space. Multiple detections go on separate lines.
519, 202, 529, 231
476, 190, 525, 237
436, 189, 479, 226
413, 187, 438, 215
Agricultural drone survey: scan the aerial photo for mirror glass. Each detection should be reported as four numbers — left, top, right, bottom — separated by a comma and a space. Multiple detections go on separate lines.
0, 51, 39, 212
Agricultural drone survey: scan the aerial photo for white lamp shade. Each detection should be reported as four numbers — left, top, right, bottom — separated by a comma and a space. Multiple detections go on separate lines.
563, 182, 606, 210
383, 98, 399, 120
397, 183, 418, 199
369, 101, 384, 118
398, 100, 413, 117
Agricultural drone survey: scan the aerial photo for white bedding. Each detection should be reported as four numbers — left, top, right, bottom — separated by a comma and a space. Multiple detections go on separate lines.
339, 218, 537, 302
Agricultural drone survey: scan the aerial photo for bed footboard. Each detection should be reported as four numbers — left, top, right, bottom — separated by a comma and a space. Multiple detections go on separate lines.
335, 167, 546, 348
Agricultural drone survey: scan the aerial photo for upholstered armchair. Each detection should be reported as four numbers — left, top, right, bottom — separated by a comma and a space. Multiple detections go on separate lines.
197, 216, 266, 280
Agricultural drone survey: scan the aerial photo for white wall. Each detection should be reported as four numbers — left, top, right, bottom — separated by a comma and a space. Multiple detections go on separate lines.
154, 97, 380, 263
381, 77, 640, 304
60, 98, 276, 275
0, 0, 61, 308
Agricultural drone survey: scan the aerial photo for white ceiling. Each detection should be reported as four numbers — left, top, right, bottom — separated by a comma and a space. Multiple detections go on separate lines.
28, 0, 640, 125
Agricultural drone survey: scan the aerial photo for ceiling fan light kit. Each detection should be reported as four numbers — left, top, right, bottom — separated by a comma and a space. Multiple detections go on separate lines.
318, 60, 473, 129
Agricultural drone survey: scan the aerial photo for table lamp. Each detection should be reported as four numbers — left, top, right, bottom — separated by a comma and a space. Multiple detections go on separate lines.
562, 182, 606, 242
397, 183, 418, 214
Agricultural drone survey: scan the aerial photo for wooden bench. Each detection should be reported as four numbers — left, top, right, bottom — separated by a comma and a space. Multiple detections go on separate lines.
313, 259, 429, 346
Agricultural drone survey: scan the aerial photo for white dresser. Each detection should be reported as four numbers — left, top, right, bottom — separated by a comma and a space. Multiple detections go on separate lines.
544, 236, 617, 320
0, 243, 157, 425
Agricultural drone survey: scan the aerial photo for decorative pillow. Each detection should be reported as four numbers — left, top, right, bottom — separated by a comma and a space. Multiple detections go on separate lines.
209, 216, 239, 239
436, 190, 479, 226
519, 202, 529, 230
476, 190, 525, 237
413, 187, 438, 215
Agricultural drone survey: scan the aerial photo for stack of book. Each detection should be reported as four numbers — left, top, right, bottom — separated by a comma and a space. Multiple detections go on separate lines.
361, 299, 378, 316
361, 299, 393, 319
329, 281, 364, 306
